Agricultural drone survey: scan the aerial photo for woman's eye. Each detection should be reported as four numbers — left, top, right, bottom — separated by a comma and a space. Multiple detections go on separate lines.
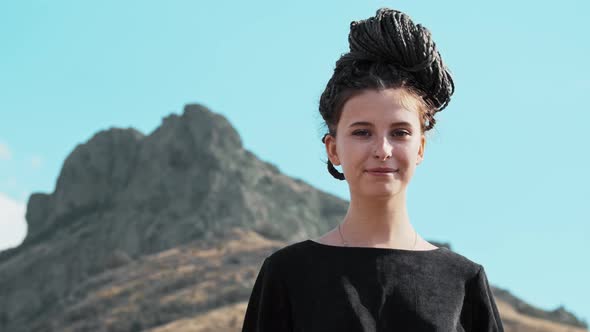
352, 130, 410, 137
352, 130, 369, 136
394, 130, 411, 137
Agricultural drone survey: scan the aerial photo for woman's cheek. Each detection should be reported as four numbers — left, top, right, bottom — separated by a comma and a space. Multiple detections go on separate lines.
394, 147, 413, 168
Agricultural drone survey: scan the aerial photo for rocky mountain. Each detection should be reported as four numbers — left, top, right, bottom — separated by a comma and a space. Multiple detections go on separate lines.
0, 104, 586, 331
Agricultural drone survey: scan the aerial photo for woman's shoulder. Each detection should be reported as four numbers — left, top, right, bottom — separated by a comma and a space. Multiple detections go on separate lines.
265, 239, 315, 263
256, 240, 315, 278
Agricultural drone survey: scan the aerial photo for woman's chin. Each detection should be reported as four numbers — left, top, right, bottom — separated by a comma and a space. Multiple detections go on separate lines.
363, 184, 404, 197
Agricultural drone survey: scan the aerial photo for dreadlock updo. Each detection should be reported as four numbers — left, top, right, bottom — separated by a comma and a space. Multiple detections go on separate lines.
319, 7, 455, 181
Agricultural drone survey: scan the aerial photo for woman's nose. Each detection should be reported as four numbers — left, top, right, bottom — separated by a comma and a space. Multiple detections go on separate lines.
373, 135, 393, 160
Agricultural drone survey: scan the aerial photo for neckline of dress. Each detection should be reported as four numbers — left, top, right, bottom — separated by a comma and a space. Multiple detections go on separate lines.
306, 239, 444, 253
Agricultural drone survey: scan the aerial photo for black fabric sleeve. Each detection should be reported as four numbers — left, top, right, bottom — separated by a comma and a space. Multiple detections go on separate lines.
241, 257, 293, 332
470, 265, 505, 332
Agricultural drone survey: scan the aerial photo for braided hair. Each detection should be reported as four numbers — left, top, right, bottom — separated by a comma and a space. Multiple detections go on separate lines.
319, 8, 455, 180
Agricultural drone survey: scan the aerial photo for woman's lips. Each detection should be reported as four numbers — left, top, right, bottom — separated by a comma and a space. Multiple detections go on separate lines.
366, 170, 398, 176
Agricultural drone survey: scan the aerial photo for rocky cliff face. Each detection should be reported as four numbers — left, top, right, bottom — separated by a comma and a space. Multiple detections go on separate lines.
0, 104, 586, 332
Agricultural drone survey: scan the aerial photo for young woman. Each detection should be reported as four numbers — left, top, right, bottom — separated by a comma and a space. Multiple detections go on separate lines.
242, 7, 504, 331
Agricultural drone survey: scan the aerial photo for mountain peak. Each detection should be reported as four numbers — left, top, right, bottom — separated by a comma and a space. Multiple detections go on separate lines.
156, 103, 243, 154
24, 104, 245, 244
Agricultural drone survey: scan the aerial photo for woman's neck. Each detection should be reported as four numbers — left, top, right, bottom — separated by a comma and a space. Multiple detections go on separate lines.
341, 192, 416, 248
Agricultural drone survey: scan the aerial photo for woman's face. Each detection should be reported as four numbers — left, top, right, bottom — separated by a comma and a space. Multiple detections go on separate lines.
325, 88, 426, 198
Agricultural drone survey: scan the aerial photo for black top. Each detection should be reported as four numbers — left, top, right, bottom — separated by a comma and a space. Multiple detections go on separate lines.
242, 239, 504, 332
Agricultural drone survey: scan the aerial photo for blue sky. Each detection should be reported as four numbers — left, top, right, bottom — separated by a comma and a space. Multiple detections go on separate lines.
1, 0, 588, 324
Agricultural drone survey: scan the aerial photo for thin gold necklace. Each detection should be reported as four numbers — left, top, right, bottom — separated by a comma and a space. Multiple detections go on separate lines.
338, 222, 417, 249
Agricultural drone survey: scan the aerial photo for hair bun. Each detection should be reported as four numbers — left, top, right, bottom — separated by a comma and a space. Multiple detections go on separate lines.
347, 7, 454, 112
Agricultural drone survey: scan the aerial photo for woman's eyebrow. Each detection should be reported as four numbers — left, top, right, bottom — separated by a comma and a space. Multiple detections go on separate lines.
348, 121, 413, 128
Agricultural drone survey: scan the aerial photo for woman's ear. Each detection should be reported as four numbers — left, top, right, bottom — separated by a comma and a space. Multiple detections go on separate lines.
324, 134, 340, 166
417, 134, 426, 165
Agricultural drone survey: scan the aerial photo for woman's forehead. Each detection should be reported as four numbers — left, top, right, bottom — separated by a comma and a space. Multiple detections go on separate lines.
341, 89, 421, 121
340, 101, 420, 128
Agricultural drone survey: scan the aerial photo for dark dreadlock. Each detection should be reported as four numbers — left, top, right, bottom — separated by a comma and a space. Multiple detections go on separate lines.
319, 7, 455, 181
